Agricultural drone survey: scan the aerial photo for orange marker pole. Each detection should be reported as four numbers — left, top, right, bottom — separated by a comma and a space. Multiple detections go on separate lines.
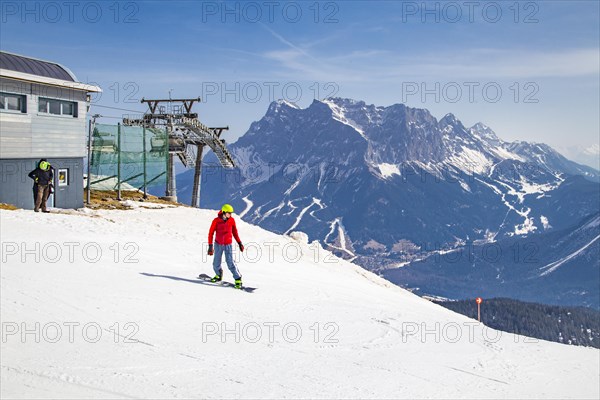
476, 297, 483, 322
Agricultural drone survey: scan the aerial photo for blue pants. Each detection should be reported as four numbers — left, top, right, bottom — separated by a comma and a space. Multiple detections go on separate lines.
213, 243, 241, 280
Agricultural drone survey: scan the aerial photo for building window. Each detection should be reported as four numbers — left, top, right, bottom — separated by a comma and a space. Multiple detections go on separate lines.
38, 97, 78, 117
0, 92, 26, 113
57, 169, 69, 186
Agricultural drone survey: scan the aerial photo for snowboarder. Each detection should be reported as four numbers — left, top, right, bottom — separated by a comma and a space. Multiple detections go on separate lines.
207, 204, 245, 289
28, 159, 54, 213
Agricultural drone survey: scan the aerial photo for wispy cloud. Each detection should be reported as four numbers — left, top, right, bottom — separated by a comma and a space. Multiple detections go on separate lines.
260, 46, 600, 83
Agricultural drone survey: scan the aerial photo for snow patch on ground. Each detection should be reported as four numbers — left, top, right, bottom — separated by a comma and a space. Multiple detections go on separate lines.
514, 175, 562, 203
275, 98, 301, 109
540, 215, 552, 230
323, 99, 367, 140
239, 196, 253, 218
377, 163, 400, 179
120, 200, 173, 209
325, 217, 356, 258
260, 201, 286, 222
446, 146, 493, 175
513, 216, 537, 235
285, 197, 322, 235
458, 179, 471, 192
490, 146, 525, 162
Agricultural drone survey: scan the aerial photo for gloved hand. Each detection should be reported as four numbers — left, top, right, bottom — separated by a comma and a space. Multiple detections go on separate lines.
238, 242, 244, 252
207, 244, 214, 256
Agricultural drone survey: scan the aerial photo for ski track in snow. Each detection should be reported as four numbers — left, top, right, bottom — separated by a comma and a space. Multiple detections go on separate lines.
474, 175, 563, 237
324, 218, 356, 259
284, 175, 304, 197
324, 218, 339, 243
1, 207, 598, 399
539, 234, 600, 276
284, 197, 322, 235
239, 196, 253, 219
260, 201, 286, 222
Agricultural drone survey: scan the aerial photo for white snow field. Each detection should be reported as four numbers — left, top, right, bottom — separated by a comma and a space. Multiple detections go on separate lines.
1, 205, 598, 399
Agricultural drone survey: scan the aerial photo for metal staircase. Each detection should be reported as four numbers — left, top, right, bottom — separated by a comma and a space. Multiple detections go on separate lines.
181, 117, 235, 169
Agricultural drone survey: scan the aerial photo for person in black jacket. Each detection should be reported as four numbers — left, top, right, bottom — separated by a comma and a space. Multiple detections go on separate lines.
28, 159, 54, 213
30, 159, 44, 205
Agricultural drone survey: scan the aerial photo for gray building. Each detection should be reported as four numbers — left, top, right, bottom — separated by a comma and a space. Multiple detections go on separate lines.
0, 51, 101, 209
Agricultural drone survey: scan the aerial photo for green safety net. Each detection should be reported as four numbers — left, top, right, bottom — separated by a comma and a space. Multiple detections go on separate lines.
89, 123, 168, 191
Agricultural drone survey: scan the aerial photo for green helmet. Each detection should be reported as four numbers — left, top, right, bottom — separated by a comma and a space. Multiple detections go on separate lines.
221, 204, 234, 213
39, 161, 50, 171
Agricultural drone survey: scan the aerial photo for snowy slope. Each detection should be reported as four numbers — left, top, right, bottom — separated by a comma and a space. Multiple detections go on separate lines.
1, 206, 599, 399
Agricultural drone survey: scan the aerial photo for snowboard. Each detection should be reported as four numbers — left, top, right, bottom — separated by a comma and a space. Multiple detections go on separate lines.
197, 274, 257, 293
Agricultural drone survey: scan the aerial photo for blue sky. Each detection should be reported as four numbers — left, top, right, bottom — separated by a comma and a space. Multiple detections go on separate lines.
1, 0, 599, 167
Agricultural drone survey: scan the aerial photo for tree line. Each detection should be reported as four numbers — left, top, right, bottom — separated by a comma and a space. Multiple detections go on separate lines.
434, 297, 600, 348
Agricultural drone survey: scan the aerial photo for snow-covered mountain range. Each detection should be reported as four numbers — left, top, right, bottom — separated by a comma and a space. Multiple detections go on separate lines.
1, 206, 599, 398
177, 98, 600, 307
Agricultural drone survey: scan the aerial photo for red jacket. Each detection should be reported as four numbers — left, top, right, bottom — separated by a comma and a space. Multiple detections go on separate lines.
208, 211, 241, 245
